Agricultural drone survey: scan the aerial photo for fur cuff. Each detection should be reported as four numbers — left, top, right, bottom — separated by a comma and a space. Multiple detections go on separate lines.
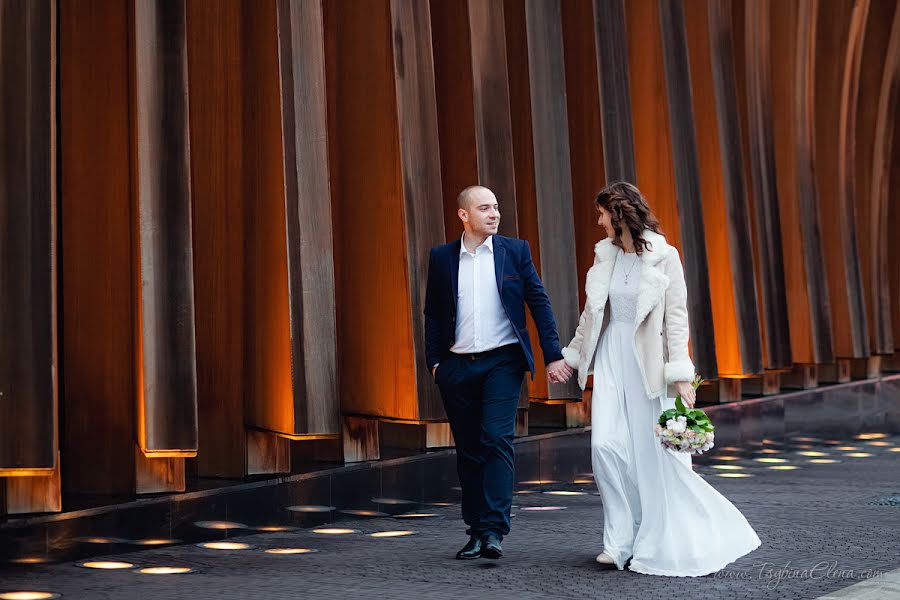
561, 347, 580, 370
664, 360, 695, 384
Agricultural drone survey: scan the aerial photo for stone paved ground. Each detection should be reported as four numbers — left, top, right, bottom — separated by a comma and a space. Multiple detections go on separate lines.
2, 433, 900, 600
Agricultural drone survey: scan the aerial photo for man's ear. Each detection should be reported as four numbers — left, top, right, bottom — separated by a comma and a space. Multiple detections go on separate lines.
458, 208, 468, 223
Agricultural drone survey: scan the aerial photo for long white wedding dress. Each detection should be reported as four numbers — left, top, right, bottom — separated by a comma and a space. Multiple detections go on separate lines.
590, 249, 761, 576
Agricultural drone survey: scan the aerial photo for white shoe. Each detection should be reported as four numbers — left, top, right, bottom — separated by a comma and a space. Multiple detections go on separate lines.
596, 552, 615, 565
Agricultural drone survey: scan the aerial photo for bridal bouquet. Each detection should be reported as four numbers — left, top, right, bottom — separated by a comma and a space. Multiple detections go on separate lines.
654, 375, 715, 454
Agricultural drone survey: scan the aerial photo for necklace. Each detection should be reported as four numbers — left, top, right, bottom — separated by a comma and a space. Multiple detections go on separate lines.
620, 249, 639, 285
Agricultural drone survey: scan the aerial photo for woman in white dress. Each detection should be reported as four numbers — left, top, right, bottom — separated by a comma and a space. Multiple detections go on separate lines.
559, 182, 761, 577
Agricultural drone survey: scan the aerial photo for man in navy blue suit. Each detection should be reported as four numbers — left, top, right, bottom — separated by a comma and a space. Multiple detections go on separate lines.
424, 185, 574, 560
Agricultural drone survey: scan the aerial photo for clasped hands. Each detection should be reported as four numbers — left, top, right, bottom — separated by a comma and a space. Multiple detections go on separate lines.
547, 359, 574, 384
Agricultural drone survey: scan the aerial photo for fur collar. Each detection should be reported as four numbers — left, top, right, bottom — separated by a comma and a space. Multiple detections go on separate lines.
584, 229, 672, 327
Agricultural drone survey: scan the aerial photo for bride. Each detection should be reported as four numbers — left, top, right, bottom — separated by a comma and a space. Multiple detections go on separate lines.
556, 181, 761, 577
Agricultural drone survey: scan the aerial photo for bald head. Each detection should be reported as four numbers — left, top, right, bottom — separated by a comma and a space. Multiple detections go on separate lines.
457, 185, 495, 209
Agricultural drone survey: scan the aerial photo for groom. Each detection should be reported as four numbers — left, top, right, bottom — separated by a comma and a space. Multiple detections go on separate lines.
424, 185, 573, 560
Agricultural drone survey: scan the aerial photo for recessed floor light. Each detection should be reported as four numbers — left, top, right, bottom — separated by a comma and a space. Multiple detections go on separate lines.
791, 437, 822, 443
711, 465, 745, 470
285, 505, 335, 513
889, 448, 900, 453
74, 537, 129, 544
718, 473, 753, 478
7, 558, 51, 565
139, 567, 193, 575
519, 506, 567, 511
264, 548, 319, 554
518, 480, 560, 485
768, 465, 800, 470
312, 528, 358, 535
808, 459, 840, 464
713, 456, 742, 461
854, 433, 888, 440
835, 446, 860, 451
754, 458, 788, 463
718, 446, 742, 451
866, 441, 893, 447
193, 520, 248, 530
426, 502, 454, 507
255, 526, 297, 532
132, 538, 179, 546
369, 531, 415, 537
543, 491, 586, 496
844, 452, 874, 458
514, 490, 537, 495
339, 510, 388, 518
573, 478, 594, 484
370, 498, 414, 505
394, 513, 440, 518
78, 561, 135, 570
793, 444, 814, 449
196, 542, 252, 550
759, 449, 781, 454
0, 593, 61, 600
796, 451, 829, 457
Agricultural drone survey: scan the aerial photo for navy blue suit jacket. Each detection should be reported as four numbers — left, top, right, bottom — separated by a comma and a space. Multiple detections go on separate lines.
424, 235, 564, 378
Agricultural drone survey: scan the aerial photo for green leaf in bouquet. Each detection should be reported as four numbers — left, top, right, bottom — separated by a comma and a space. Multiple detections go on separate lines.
688, 409, 706, 419
689, 424, 705, 433
675, 396, 686, 413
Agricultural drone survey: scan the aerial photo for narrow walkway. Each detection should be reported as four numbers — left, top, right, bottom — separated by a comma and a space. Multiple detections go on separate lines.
2, 433, 899, 600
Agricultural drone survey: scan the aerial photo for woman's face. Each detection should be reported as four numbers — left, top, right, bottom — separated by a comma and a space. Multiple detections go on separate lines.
597, 205, 614, 238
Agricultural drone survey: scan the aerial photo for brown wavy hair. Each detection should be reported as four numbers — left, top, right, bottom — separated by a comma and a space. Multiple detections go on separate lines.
595, 181, 664, 255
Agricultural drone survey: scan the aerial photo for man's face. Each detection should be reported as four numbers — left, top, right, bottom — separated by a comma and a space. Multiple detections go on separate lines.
459, 190, 500, 236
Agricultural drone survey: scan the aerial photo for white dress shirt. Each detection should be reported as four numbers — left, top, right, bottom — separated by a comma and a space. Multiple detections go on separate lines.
450, 234, 519, 356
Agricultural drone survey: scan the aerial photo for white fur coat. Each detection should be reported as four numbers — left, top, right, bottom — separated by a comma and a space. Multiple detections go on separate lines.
561, 229, 695, 396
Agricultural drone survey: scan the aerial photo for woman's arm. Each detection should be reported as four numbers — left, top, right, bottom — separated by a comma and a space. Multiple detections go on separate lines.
561, 309, 589, 370
662, 248, 695, 384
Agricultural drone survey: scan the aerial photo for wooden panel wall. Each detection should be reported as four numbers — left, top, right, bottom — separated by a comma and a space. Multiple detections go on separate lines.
657, 0, 719, 378
769, 0, 835, 364
0, 0, 59, 513
742, 0, 793, 369
813, 0, 871, 359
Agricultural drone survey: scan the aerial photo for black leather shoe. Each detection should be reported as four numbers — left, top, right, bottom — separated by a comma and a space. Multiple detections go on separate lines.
482, 533, 503, 559
456, 536, 483, 560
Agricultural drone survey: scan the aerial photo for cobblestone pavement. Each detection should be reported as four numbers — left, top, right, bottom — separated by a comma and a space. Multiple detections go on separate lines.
2, 433, 900, 600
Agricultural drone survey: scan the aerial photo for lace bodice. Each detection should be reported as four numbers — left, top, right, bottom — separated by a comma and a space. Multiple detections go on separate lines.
609, 249, 642, 323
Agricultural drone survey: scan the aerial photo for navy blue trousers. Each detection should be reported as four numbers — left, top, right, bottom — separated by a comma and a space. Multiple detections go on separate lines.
434, 344, 526, 539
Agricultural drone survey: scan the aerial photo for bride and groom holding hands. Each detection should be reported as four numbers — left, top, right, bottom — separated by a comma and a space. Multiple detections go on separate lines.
424, 182, 760, 577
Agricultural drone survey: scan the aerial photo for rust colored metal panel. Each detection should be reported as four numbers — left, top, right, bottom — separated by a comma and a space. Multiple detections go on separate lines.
60, 0, 137, 494
857, 0, 900, 354
560, 0, 606, 311
324, 0, 445, 421
706, 0, 763, 374
743, 0, 793, 369
658, 0, 718, 379
4, 454, 61, 514
771, 0, 835, 364
683, 0, 751, 377
430, 0, 479, 240
521, 0, 580, 401
275, 0, 340, 435
184, 0, 246, 477
241, 1, 295, 439
391, 0, 447, 420
132, 0, 199, 457
468, 0, 519, 235
814, 0, 871, 359
0, 0, 58, 478
593, 0, 636, 182
431, 0, 518, 241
